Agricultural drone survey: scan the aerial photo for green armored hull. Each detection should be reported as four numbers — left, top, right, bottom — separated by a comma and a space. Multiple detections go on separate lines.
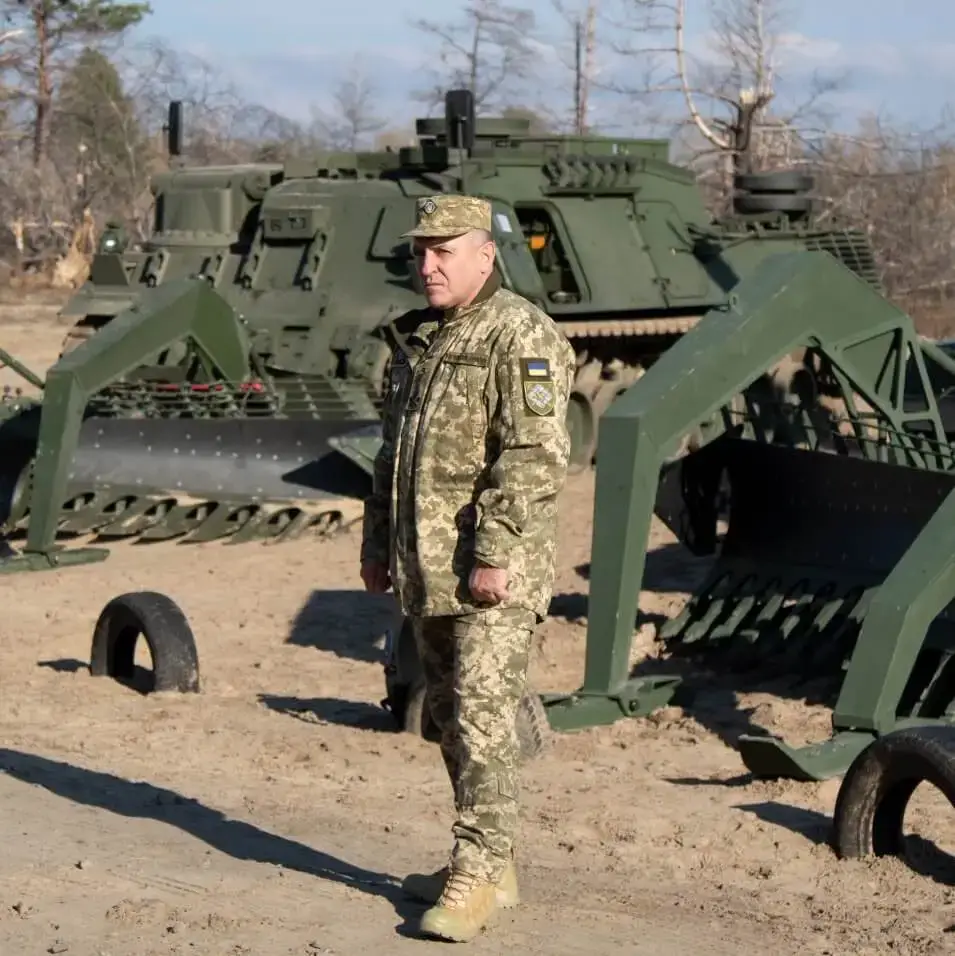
58, 94, 880, 476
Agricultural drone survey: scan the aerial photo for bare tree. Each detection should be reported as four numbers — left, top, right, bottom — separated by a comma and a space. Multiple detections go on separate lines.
7, 5, 953, 334
411, 0, 539, 114
600, 0, 845, 201
675, 0, 778, 171
114, 39, 315, 170
541, 0, 601, 133
802, 111, 955, 336
0, 33, 325, 276
573, 2, 598, 132
310, 60, 386, 150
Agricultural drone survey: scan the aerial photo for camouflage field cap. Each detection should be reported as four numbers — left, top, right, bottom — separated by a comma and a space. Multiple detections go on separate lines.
401, 194, 493, 238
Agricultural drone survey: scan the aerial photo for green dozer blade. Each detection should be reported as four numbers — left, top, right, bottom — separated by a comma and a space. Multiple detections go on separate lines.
656, 435, 955, 671
0, 412, 377, 546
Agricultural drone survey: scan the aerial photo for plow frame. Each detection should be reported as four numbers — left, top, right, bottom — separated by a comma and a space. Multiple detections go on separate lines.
539, 248, 955, 781
0, 277, 253, 572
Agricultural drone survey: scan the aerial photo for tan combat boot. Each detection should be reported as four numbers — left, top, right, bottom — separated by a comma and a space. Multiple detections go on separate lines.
402, 858, 519, 908
418, 868, 499, 942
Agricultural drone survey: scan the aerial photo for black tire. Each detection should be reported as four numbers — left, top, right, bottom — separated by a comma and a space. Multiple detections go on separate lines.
89, 591, 200, 694
382, 615, 550, 760
565, 391, 596, 476
733, 193, 813, 215
409, 687, 549, 760
382, 617, 426, 731
831, 725, 955, 860
394, 678, 549, 761
734, 171, 814, 194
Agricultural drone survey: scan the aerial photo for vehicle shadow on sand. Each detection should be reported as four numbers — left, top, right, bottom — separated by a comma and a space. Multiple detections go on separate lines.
548, 540, 711, 624
0, 748, 433, 937
276, 543, 840, 751
286, 589, 402, 664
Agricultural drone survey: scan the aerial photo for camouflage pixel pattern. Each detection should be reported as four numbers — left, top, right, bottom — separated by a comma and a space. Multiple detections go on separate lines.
361, 271, 576, 619
360, 311, 438, 568
400, 194, 493, 238
413, 610, 537, 881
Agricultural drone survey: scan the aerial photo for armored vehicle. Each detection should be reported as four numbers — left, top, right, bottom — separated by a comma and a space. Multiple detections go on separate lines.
58, 92, 881, 469
17, 97, 955, 774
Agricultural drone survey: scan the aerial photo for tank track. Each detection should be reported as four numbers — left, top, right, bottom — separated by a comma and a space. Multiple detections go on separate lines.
560, 316, 703, 469
559, 316, 701, 339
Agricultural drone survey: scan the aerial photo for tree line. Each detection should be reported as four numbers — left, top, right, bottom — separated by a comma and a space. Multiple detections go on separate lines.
0, 0, 951, 334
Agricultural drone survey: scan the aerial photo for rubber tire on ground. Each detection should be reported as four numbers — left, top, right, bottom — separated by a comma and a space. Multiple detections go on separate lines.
516, 691, 551, 759
830, 725, 955, 860
384, 616, 551, 760
565, 391, 597, 476
89, 590, 200, 693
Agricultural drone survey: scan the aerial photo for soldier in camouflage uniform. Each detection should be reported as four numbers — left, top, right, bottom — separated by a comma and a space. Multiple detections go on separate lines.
360, 193, 575, 943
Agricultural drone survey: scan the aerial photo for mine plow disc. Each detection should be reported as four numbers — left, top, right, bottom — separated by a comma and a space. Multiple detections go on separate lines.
0, 415, 376, 546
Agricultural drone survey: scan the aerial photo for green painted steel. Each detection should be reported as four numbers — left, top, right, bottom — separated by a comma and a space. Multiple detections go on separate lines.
541, 248, 955, 782
0, 277, 379, 568
58, 93, 880, 474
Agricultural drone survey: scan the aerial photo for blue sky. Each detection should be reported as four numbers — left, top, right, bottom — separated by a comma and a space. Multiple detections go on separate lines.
123, 1, 948, 143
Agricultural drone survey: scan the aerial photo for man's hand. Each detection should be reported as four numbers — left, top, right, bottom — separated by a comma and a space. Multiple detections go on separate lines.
361, 560, 391, 594
469, 563, 510, 604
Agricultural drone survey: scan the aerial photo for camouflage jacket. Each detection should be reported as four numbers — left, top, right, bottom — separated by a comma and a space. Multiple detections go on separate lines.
361, 273, 576, 619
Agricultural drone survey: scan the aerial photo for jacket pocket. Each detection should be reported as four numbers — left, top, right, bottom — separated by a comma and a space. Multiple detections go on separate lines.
425, 353, 490, 480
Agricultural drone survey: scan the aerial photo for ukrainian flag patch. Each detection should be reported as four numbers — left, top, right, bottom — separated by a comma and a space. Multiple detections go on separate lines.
520, 357, 551, 379
520, 357, 555, 416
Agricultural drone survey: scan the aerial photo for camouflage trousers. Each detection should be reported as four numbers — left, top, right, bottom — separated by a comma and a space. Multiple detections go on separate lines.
411, 608, 537, 882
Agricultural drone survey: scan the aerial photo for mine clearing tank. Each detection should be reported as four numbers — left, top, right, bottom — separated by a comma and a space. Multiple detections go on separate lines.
18, 97, 955, 794
57, 91, 882, 472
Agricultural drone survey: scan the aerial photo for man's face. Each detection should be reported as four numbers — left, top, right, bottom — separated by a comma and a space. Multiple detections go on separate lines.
412, 230, 495, 309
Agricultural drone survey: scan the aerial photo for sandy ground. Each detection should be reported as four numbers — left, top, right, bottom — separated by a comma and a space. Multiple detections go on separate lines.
1, 298, 954, 956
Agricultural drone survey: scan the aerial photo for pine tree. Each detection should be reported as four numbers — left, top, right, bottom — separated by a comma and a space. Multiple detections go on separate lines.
1, 0, 151, 162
